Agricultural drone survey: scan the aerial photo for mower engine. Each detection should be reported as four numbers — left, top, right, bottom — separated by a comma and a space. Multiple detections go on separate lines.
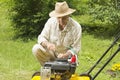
42, 58, 76, 80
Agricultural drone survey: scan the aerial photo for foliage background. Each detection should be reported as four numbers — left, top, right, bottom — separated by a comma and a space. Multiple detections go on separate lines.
11, 0, 74, 40
10, 0, 120, 40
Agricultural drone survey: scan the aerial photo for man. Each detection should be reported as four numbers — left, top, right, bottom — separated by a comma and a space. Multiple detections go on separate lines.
32, 1, 82, 66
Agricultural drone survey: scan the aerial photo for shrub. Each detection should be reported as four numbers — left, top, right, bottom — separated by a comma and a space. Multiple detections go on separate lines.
11, 0, 51, 40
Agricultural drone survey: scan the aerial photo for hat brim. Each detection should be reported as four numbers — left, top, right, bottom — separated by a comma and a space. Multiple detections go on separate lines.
49, 8, 76, 17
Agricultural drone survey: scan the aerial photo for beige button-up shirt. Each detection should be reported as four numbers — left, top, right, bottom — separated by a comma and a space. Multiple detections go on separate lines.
38, 17, 82, 54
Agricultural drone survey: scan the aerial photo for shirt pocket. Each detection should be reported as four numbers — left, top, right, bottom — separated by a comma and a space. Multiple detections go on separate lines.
50, 36, 58, 44
64, 33, 73, 46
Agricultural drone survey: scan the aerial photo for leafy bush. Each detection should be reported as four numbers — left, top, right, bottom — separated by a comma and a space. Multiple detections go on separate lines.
88, 0, 120, 35
72, 0, 120, 37
11, 0, 52, 40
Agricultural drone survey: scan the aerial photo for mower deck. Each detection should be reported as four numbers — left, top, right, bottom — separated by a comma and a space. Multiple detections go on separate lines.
32, 74, 90, 80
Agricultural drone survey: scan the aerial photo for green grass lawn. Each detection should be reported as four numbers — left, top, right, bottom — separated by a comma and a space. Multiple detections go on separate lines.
0, 0, 120, 80
0, 1, 40, 80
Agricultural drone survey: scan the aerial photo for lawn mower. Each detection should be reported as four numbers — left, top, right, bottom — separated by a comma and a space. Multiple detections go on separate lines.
32, 32, 120, 80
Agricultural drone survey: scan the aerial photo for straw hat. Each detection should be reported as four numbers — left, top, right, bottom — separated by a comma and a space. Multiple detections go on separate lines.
49, 1, 76, 17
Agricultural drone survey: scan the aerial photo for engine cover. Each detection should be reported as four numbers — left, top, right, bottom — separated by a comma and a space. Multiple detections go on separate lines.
44, 58, 76, 75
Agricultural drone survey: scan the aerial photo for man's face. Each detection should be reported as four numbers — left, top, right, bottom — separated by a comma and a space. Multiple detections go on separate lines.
57, 15, 69, 27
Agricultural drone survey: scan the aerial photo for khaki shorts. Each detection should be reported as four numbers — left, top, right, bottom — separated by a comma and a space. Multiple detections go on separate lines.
32, 44, 58, 66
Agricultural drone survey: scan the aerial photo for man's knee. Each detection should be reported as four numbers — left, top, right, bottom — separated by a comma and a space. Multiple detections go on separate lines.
32, 44, 47, 55
32, 44, 40, 55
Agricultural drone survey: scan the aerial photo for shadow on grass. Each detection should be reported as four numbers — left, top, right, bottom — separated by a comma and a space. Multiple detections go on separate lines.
82, 25, 120, 41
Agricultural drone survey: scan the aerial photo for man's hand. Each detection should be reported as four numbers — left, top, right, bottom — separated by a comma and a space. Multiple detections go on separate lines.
41, 41, 56, 51
57, 50, 72, 58
57, 53, 66, 58
47, 42, 56, 51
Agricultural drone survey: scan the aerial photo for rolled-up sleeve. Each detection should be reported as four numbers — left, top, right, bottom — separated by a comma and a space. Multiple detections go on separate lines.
70, 22, 82, 55
38, 19, 51, 44
72, 26, 82, 54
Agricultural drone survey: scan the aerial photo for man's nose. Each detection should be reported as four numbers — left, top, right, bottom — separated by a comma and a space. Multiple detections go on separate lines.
58, 18, 63, 23
59, 18, 63, 21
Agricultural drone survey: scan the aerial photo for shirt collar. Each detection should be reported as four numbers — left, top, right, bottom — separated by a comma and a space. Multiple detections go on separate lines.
57, 17, 71, 32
